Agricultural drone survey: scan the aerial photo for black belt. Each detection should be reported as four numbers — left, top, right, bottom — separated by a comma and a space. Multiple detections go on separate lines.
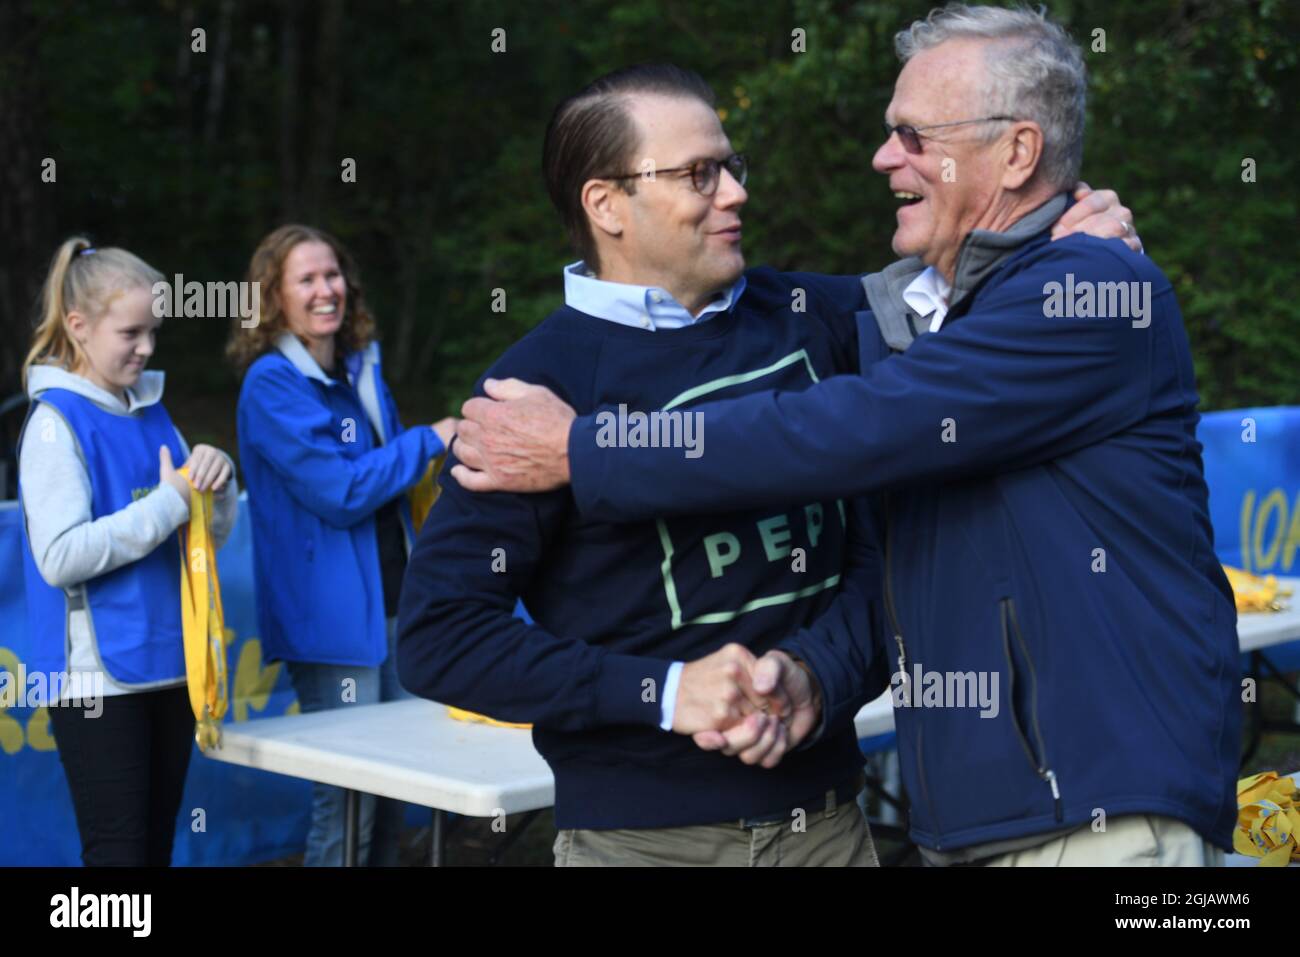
737, 772, 865, 828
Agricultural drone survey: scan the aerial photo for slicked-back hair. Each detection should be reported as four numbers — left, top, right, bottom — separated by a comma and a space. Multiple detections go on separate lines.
542, 63, 717, 272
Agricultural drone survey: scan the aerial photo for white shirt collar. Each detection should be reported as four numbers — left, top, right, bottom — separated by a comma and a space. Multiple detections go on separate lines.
562, 261, 745, 331
902, 266, 953, 334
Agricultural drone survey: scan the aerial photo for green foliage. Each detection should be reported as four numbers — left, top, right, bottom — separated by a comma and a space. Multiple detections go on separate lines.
17, 0, 1300, 439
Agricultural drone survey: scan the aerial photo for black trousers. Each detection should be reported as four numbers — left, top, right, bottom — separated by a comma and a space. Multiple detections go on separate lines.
48, 685, 195, 866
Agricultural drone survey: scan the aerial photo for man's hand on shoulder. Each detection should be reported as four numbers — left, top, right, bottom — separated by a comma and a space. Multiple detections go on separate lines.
452, 377, 576, 493
1051, 181, 1143, 253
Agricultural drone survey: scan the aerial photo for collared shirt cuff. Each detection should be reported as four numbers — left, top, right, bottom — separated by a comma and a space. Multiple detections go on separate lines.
659, 661, 685, 731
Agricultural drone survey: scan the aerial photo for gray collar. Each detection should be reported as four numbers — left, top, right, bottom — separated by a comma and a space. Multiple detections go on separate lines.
861, 192, 1068, 352
950, 192, 1067, 303
275, 332, 335, 383
861, 257, 929, 352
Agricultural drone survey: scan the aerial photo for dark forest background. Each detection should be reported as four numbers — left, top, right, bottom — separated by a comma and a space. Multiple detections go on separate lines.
1, 0, 1296, 460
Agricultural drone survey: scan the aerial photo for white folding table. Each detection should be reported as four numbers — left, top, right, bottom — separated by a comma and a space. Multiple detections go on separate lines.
207, 584, 1300, 865
1237, 583, 1300, 653
206, 695, 895, 865
206, 698, 549, 865
1235, 578, 1300, 763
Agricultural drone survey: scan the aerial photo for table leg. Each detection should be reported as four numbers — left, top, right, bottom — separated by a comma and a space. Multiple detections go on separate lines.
344, 789, 360, 867
487, 809, 541, 865
1241, 650, 1300, 768
431, 809, 445, 867
1241, 651, 1270, 767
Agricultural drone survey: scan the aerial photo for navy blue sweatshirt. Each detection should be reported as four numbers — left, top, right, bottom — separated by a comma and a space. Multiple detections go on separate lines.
396, 267, 889, 829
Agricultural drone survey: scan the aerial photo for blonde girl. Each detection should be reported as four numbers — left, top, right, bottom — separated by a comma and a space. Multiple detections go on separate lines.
18, 237, 237, 866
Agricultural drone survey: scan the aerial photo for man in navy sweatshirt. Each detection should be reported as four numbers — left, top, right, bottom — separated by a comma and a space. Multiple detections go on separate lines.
396, 63, 894, 866
452, 7, 1238, 867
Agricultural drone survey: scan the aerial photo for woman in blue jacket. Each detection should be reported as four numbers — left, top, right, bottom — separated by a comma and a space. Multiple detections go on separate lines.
227, 225, 454, 866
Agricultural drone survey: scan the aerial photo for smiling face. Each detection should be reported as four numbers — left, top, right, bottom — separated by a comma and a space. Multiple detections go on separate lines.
67, 286, 161, 400
592, 93, 748, 313
280, 240, 347, 346
873, 39, 1009, 280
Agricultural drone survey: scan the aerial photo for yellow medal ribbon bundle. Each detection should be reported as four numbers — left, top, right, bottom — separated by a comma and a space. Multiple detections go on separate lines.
409, 453, 444, 532
1235, 771, 1300, 865
1223, 565, 1293, 613
178, 468, 229, 752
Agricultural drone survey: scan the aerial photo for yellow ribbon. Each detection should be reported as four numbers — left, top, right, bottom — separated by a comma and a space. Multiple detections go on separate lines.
446, 706, 531, 730
177, 468, 229, 752
1223, 565, 1293, 614
409, 454, 445, 533
1234, 771, 1300, 865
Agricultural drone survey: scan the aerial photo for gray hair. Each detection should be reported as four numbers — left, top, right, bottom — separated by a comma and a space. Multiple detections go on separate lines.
895, 4, 1086, 189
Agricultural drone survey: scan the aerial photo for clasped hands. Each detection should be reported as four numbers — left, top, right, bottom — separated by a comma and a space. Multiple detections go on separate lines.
670, 643, 822, 769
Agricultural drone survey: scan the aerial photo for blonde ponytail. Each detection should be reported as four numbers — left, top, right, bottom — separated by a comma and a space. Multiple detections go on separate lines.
22, 237, 165, 388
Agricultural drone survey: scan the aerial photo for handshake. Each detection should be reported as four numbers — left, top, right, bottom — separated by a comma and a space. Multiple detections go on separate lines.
670, 644, 822, 769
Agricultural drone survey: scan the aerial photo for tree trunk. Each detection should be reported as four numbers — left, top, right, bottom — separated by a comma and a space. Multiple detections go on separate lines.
388, 235, 420, 384
278, 0, 302, 220
0, 3, 56, 393
301, 0, 344, 216
203, 0, 235, 145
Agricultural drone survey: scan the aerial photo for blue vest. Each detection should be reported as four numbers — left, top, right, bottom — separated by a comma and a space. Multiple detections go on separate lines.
19, 388, 187, 686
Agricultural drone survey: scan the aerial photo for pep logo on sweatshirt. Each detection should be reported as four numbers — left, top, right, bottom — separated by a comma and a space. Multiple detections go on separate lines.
652, 350, 848, 630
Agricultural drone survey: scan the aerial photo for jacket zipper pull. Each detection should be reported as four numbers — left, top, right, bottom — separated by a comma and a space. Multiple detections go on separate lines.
1042, 768, 1063, 822
893, 635, 910, 706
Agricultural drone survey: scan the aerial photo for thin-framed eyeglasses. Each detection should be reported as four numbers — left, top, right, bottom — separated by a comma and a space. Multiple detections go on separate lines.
882, 116, 1018, 154
599, 153, 748, 197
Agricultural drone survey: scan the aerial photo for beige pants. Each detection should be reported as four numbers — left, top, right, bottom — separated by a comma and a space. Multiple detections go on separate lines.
554, 791, 878, 867
984, 814, 1224, 867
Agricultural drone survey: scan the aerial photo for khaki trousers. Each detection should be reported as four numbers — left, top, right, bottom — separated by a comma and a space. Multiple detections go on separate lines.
554, 790, 878, 867
984, 814, 1224, 867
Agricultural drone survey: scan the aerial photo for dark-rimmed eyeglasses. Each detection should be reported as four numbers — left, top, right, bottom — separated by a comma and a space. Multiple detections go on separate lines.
883, 116, 1018, 154
599, 153, 747, 197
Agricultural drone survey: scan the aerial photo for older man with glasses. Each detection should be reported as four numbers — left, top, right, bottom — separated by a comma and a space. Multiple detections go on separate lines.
451, 4, 1234, 869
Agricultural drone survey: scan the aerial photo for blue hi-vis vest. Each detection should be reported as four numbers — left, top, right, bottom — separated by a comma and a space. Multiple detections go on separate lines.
19, 388, 186, 687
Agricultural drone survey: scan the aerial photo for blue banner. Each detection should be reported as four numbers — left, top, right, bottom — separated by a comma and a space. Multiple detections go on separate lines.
1197, 407, 1300, 575
0, 496, 311, 866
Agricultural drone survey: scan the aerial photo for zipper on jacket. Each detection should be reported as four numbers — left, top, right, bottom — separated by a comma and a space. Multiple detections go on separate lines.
885, 493, 946, 844
1000, 597, 1064, 823
882, 493, 910, 706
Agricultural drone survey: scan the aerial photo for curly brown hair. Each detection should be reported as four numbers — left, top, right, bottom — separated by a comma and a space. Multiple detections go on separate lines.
226, 224, 378, 373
